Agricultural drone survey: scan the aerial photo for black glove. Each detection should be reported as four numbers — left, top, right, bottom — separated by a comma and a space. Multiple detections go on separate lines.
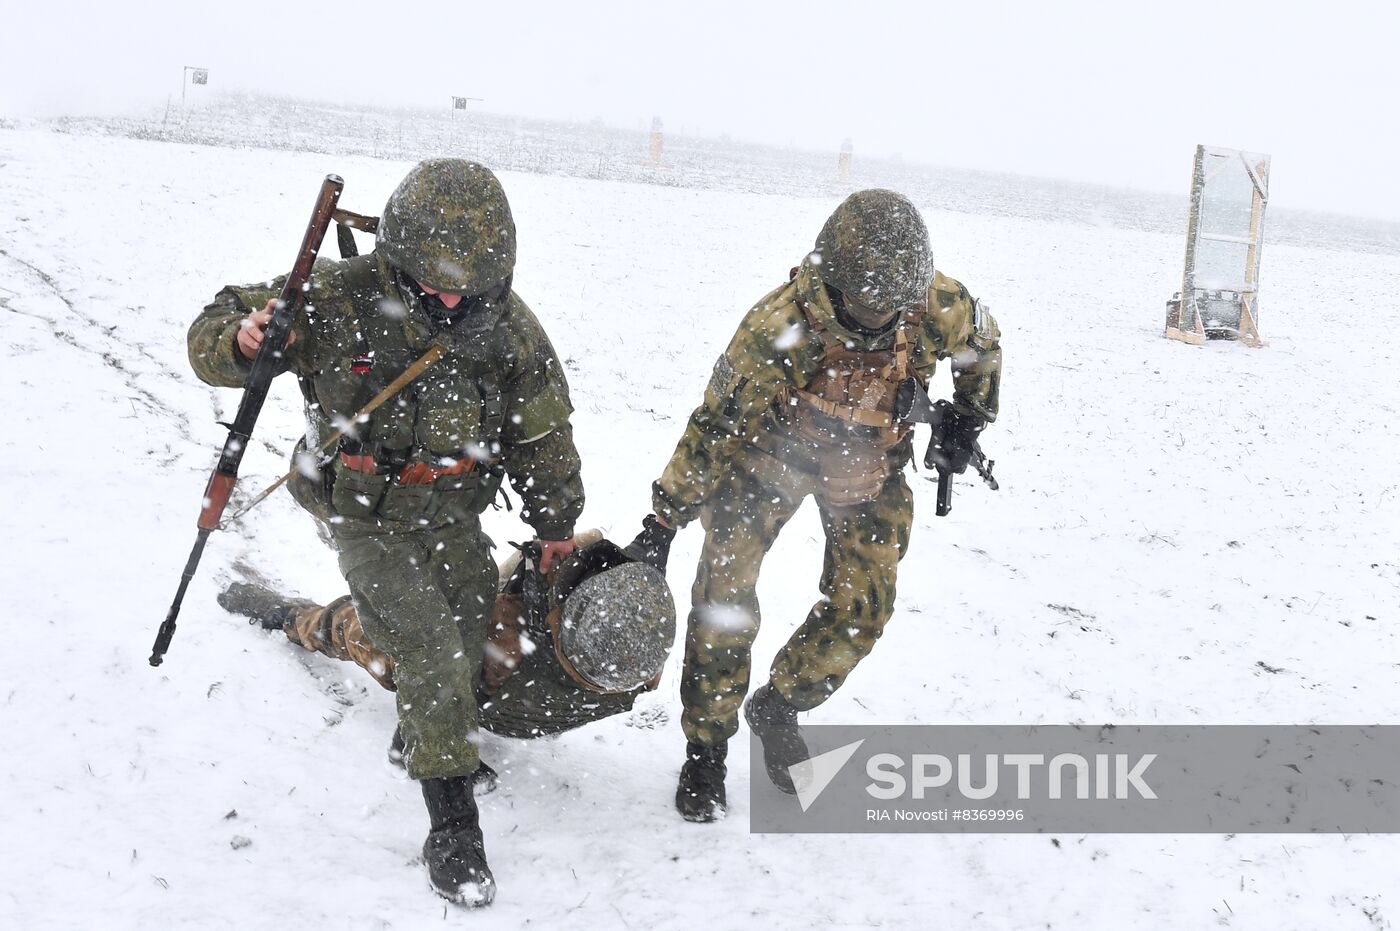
927, 410, 986, 475
622, 513, 676, 573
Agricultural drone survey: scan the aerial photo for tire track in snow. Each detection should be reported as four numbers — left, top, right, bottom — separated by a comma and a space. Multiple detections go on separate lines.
0, 247, 282, 460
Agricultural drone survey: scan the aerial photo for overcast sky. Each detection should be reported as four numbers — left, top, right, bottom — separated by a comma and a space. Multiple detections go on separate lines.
5, 1, 1395, 220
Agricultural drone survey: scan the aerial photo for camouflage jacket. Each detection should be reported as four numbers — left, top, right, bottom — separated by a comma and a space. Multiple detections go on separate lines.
188, 253, 583, 540
653, 256, 1000, 526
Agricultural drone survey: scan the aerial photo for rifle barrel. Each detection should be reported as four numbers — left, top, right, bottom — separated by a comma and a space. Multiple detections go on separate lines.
150, 529, 212, 666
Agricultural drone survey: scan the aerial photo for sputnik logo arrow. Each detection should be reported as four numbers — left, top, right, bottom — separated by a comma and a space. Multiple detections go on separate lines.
791, 739, 866, 812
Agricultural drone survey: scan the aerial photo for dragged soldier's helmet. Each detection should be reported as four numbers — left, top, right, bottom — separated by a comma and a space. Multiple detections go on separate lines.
548, 539, 676, 694
376, 158, 517, 296
812, 189, 935, 316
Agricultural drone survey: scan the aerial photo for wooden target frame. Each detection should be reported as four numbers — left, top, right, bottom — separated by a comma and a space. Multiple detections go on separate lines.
1166, 145, 1270, 348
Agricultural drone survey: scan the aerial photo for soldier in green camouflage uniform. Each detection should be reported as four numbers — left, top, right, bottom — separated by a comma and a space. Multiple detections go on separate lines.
216, 529, 672, 747
188, 160, 583, 906
624, 189, 1002, 821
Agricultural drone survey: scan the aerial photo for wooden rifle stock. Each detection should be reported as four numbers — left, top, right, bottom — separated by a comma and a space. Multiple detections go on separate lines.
150, 175, 344, 667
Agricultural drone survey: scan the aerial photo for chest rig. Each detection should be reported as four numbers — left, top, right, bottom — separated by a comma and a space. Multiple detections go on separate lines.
295, 255, 508, 527
785, 301, 923, 506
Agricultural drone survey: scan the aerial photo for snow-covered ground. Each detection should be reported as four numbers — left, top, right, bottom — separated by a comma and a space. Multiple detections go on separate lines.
2, 126, 1398, 929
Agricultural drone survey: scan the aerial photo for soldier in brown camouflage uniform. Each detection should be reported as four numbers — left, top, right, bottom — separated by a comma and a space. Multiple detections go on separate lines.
623, 189, 1002, 822
189, 160, 584, 906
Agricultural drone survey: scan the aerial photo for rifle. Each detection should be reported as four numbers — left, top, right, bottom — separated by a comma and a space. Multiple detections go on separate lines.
895, 378, 999, 517
149, 175, 344, 666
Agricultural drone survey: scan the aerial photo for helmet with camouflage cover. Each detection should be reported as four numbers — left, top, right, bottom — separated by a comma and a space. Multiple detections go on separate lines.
375, 158, 517, 296
812, 189, 934, 319
547, 539, 676, 694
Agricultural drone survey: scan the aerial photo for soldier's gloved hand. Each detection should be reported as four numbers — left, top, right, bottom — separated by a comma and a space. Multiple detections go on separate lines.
623, 514, 676, 573
928, 410, 986, 475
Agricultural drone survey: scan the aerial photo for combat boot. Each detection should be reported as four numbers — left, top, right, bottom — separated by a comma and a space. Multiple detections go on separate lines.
218, 581, 318, 632
390, 726, 500, 795
470, 760, 500, 795
420, 775, 496, 907
388, 725, 406, 767
744, 683, 810, 795
675, 740, 727, 822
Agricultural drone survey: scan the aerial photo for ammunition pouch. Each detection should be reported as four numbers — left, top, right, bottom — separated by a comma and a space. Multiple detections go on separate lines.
329, 461, 390, 519
287, 437, 335, 525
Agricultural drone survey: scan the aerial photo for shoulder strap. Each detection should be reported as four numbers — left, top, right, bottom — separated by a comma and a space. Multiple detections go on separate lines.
477, 371, 506, 450
300, 255, 385, 451
795, 297, 846, 355
341, 253, 381, 304
343, 253, 383, 367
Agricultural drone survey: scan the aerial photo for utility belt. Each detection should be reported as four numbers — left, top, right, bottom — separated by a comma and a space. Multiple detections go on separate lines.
321, 438, 496, 524
337, 440, 476, 486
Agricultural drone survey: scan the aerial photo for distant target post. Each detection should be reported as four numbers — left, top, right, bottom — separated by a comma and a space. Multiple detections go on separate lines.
649, 116, 664, 165
181, 66, 208, 111
450, 95, 483, 119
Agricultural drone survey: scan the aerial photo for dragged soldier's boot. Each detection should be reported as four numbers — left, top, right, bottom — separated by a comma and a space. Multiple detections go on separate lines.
744, 683, 809, 795
391, 726, 500, 795
421, 776, 496, 907
218, 582, 319, 632
675, 740, 727, 822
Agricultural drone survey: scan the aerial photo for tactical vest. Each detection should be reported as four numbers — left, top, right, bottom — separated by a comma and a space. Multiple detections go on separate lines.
288, 254, 507, 528
782, 301, 922, 506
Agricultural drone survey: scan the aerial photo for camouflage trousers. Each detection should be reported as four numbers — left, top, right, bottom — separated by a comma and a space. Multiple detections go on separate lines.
333, 520, 498, 780
681, 460, 913, 746
290, 539, 641, 753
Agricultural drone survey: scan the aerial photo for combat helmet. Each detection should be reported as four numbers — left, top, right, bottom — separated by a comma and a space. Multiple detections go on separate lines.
375, 159, 517, 296
505, 536, 676, 695
812, 189, 934, 319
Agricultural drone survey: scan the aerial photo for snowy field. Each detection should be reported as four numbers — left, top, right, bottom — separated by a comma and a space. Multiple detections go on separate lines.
2, 125, 1399, 929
